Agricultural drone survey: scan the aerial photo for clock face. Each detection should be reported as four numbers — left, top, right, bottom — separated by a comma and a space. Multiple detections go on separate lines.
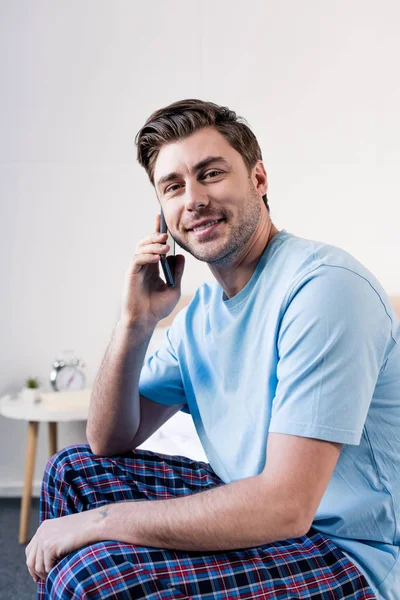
55, 366, 86, 391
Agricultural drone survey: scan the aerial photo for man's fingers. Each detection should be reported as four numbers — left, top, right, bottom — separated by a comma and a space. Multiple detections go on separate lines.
137, 232, 168, 248
131, 253, 161, 269
136, 243, 169, 256
35, 547, 48, 580
27, 565, 39, 583
44, 550, 57, 576
26, 539, 40, 582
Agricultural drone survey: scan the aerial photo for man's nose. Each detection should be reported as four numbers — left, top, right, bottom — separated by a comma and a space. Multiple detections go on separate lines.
184, 180, 210, 211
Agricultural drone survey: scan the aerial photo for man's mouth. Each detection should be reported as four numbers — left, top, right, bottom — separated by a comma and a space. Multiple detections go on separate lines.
188, 218, 225, 232
188, 218, 225, 238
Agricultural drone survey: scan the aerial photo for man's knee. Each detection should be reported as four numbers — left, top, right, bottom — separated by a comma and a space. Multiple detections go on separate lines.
43, 443, 93, 488
46, 543, 143, 600
45, 550, 83, 600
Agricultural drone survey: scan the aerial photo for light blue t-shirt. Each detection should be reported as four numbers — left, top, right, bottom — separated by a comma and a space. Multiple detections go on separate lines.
139, 229, 400, 599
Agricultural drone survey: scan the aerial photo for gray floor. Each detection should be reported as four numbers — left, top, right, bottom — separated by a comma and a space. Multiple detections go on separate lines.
0, 498, 40, 600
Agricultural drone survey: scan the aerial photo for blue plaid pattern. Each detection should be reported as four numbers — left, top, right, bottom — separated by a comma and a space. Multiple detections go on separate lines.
37, 444, 376, 599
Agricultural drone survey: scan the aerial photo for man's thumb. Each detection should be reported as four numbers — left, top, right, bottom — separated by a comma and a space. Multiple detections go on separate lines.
172, 254, 185, 287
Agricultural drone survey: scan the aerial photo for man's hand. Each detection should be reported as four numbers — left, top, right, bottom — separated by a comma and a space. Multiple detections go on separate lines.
120, 213, 185, 328
25, 510, 101, 582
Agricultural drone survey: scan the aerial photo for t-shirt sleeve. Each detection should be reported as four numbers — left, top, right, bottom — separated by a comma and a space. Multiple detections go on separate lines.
269, 265, 391, 444
139, 311, 190, 414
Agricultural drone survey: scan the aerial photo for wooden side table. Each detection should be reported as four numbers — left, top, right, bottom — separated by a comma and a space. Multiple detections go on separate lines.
0, 389, 91, 544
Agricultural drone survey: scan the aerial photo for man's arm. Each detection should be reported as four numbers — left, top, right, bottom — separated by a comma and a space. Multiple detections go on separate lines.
86, 320, 156, 456
86, 218, 186, 457
90, 432, 342, 551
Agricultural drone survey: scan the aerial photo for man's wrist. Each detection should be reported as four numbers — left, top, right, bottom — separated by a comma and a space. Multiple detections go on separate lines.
115, 318, 156, 346
86, 505, 114, 543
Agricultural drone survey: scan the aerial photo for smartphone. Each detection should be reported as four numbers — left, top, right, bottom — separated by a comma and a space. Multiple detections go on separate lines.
160, 209, 176, 287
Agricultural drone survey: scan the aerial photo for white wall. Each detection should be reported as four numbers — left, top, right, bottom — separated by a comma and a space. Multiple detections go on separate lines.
1, 0, 399, 496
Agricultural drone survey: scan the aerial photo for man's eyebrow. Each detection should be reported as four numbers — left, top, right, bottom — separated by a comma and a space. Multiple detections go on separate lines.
156, 156, 230, 190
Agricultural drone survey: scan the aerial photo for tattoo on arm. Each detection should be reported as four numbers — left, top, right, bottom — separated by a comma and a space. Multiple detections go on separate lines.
96, 499, 145, 521
99, 506, 109, 519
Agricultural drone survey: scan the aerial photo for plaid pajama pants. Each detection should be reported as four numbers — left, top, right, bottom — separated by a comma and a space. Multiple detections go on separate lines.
37, 444, 376, 599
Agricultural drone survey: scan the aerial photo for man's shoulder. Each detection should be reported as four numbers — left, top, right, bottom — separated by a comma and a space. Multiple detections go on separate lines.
271, 231, 378, 294
258, 231, 395, 332
273, 231, 363, 274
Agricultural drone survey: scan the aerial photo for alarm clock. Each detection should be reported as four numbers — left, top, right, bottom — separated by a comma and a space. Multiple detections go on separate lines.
50, 353, 86, 392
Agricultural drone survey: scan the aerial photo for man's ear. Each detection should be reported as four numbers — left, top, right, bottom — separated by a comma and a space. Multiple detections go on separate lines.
253, 160, 268, 198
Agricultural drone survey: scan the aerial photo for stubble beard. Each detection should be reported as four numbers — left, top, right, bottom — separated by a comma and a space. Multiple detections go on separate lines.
173, 183, 262, 267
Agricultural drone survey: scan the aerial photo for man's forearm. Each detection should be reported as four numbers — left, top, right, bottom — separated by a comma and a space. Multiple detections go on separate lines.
92, 475, 305, 551
86, 320, 155, 455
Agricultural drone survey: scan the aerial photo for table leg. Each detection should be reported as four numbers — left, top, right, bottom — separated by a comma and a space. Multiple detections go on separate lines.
19, 421, 39, 545
48, 422, 58, 457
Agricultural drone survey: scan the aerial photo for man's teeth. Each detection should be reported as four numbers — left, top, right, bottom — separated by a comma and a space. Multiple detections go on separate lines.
193, 219, 221, 231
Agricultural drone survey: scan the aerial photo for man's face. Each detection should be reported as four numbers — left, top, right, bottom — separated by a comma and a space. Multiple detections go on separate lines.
154, 127, 267, 266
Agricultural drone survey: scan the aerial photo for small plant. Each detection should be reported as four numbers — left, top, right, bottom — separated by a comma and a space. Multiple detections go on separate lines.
25, 377, 40, 389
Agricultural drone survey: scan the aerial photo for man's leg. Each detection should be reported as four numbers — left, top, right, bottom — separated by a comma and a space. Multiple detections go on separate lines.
37, 443, 224, 599
37, 444, 376, 599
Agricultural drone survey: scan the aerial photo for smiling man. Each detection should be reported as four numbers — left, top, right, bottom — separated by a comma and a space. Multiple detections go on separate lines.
153, 128, 280, 297
30, 100, 400, 600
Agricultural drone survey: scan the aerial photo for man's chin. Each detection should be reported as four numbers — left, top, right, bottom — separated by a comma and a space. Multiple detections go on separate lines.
185, 249, 219, 263
188, 245, 239, 266
175, 238, 218, 261
176, 235, 236, 265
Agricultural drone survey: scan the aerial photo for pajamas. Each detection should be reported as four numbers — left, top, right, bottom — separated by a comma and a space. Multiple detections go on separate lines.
37, 444, 376, 599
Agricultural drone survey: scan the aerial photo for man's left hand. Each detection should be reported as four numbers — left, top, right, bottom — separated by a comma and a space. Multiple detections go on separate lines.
25, 510, 100, 582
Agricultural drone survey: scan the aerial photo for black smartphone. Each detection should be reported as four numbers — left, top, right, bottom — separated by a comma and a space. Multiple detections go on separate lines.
160, 209, 176, 287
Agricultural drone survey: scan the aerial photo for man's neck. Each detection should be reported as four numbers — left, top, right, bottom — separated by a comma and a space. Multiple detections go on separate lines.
209, 221, 280, 300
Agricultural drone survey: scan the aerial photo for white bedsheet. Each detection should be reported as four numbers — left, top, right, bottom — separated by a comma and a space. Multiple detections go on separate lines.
136, 410, 208, 463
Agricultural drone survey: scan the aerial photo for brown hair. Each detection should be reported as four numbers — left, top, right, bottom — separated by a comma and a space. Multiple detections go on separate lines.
135, 99, 270, 212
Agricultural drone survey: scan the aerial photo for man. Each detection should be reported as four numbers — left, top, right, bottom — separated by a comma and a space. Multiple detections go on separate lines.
28, 99, 399, 599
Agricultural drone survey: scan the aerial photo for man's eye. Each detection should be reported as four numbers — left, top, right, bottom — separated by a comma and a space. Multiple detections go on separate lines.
165, 183, 181, 194
164, 171, 223, 194
203, 170, 223, 179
